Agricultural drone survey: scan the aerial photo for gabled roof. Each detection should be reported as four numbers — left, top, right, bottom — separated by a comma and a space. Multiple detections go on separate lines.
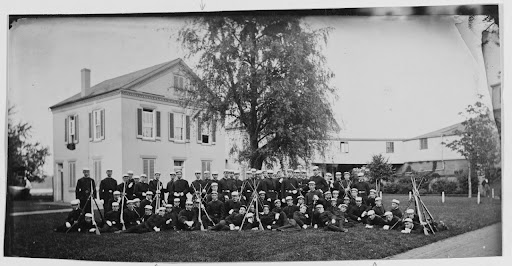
50, 58, 187, 109
408, 122, 464, 140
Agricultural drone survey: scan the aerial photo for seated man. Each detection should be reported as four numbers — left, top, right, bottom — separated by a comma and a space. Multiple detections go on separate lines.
366, 189, 377, 207
140, 205, 153, 223
337, 203, 355, 227
133, 198, 142, 217
331, 190, 343, 206
242, 213, 259, 230
140, 191, 155, 214
119, 207, 166, 234
77, 213, 98, 234
210, 205, 248, 231
277, 204, 310, 231
365, 210, 385, 228
178, 200, 200, 231
100, 202, 121, 233
370, 197, 386, 217
305, 181, 323, 207
122, 200, 140, 229
347, 197, 368, 224
106, 191, 122, 212
203, 192, 225, 228
296, 195, 306, 207
390, 199, 403, 218
224, 191, 244, 217
162, 204, 178, 231
313, 204, 347, 232
259, 205, 276, 230
54, 199, 83, 233
401, 218, 424, 234
382, 211, 402, 230
327, 198, 338, 213
272, 198, 283, 213
282, 196, 300, 219
404, 208, 420, 225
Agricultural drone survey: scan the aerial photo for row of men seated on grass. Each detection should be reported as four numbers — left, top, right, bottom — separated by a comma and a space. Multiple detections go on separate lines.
55, 191, 425, 234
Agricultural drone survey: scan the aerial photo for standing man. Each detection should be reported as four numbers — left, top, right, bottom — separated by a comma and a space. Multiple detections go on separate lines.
75, 167, 96, 211
149, 171, 165, 207
190, 170, 204, 201
134, 174, 150, 200
173, 169, 189, 208
233, 170, 243, 193
264, 170, 277, 204
166, 171, 176, 204
309, 166, 329, 193
341, 172, 352, 197
117, 173, 135, 201
99, 169, 117, 210
281, 170, 299, 203
219, 169, 232, 201
351, 172, 371, 204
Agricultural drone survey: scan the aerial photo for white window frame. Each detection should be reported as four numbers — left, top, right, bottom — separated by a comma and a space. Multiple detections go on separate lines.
142, 158, 156, 180
68, 161, 76, 188
386, 141, 394, 153
67, 115, 78, 144
201, 121, 211, 145
92, 109, 104, 141
340, 142, 349, 153
142, 109, 156, 140
201, 160, 212, 178
174, 113, 186, 142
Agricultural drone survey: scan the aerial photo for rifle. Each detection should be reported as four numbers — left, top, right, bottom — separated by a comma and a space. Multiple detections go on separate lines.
193, 184, 214, 225
90, 182, 101, 235
198, 196, 205, 230
156, 180, 161, 210
120, 182, 126, 230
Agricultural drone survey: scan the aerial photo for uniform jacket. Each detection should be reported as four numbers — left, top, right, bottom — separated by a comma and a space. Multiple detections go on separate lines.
178, 209, 198, 223
117, 181, 135, 200
293, 211, 311, 227
347, 204, 368, 221
66, 208, 83, 224
283, 205, 300, 219
390, 207, 403, 218
206, 199, 225, 219
309, 175, 329, 193
75, 177, 96, 200
99, 177, 117, 201
133, 182, 149, 200
367, 215, 385, 226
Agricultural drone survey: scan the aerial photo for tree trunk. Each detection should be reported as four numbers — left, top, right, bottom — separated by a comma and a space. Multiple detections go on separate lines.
468, 161, 472, 198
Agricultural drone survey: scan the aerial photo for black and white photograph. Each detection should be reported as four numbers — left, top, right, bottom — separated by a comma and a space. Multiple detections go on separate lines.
1, 0, 508, 264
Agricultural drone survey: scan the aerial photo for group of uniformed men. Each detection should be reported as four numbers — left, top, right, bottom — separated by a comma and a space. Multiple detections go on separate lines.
54, 166, 430, 234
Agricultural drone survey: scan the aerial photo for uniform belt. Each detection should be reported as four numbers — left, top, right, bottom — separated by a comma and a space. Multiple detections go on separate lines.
286, 190, 294, 193
222, 190, 230, 192
358, 191, 366, 193
268, 190, 275, 192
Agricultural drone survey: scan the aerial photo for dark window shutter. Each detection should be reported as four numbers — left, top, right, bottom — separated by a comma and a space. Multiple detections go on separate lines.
89, 112, 93, 141
179, 77, 184, 89
137, 108, 143, 138
212, 119, 216, 143
169, 112, 174, 140
186, 115, 190, 141
101, 109, 105, 140
197, 117, 202, 142
74, 115, 79, 144
65, 117, 68, 144
156, 111, 161, 138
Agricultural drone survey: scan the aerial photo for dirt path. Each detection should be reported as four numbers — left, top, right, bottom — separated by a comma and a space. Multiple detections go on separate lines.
387, 222, 502, 259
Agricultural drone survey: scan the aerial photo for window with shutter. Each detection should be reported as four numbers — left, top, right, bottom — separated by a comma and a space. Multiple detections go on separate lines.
74, 115, 79, 144
68, 161, 76, 188
197, 117, 202, 143
140, 108, 158, 140
91, 109, 105, 142
65, 117, 69, 144
100, 109, 105, 140
174, 114, 187, 141
156, 111, 161, 139
185, 115, 190, 141
212, 120, 216, 144
142, 158, 156, 180
386, 142, 394, 153
169, 112, 175, 140
89, 113, 93, 141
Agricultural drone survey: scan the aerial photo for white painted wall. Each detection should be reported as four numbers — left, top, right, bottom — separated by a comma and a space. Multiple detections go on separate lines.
313, 139, 405, 165
402, 135, 464, 162
120, 96, 226, 186
52, 95, 123, 202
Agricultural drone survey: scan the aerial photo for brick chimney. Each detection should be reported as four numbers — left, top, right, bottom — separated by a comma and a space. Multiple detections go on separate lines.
81, 68, 91, 97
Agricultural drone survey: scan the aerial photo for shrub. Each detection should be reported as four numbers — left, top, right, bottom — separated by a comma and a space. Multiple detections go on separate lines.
382, 182, 399, 194
431, 179, 458, 194
457, 174, 479, 194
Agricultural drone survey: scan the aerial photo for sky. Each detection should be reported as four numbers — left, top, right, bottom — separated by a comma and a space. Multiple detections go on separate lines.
8, 15, 488, 174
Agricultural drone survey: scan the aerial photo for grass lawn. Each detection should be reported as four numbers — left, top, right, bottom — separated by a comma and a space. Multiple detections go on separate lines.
4, 194, 501, 261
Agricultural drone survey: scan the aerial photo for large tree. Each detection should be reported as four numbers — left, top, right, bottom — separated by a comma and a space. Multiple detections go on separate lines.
444, 96, 501, 197
7, 106, 50, 185
178, 16, 338, 168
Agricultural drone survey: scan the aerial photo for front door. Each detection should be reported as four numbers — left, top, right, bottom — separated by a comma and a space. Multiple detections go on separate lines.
57, 163, 64, 201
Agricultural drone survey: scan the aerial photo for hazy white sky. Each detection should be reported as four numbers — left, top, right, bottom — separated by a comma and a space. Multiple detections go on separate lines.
8, 15, 486, 173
